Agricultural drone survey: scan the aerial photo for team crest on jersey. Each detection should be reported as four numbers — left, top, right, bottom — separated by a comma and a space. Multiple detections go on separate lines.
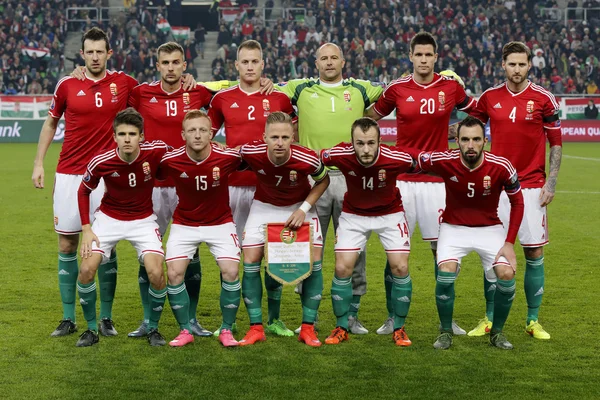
110, 83, 118, 103
343, 90, 351, 102
142, 162, 152, 181
183, 92, 190, 105
378, 169, 387, 187
483, 175, 491, 196
280, 227, 297, 244
438, 91, 446, 111
526, 100, 535, 120
289, 170, 298, 186
263, 99, 271, 116
212, 167, 221, 187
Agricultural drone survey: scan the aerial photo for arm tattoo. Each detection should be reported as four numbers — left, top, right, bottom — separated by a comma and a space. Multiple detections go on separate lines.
546, 145, 562, 192
448, 124, 458, 140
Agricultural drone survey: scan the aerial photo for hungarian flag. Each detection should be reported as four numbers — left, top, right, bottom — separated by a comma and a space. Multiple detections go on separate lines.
0, 96, 35, 118
221, 6, 247, 23
35, 96, 54, 118
564, 98, 588, 119
172, 26, 190, 41
21, 47, 51, 60
157, 18, 171, 34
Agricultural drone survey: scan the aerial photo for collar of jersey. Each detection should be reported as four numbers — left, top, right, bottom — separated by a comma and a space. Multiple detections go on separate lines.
84, 71, 107, 83
116, 147, 141, 164
459, 151, 486, 172
318, 79, 344, 88
504, 80, 531, 97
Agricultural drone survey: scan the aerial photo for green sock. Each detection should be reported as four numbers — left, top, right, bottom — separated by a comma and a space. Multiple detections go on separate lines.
186, 251, 202, 323
138, 264, 150, 323
242, 262, 263, 324
524, 255, 544, 324
331, 274, 352, 329
265, 272, 282, 324
98, 251, 117, 320
167, 283, 190, 331
58, 252, 78, 322
491, 278, 516, 334
77, 280, 97, 331
301, 261, 323, 324
384, 262, 393, 318
348, 295, 361, 318
391, 274, 412, 330
148, 286, 167, 330
220, 279, 241, 330
435, 271, 456, 332
484, 275, 496, 321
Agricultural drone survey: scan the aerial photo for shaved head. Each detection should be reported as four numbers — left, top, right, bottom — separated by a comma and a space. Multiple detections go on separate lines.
316, 43, 344, 60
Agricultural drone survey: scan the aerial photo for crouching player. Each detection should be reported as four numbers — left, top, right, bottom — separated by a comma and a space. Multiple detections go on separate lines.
157, 110, 243, 347
416, 116, 524, 350
239, 111, 330, 347
76, 108, 169, 347
320, 117, 417, 346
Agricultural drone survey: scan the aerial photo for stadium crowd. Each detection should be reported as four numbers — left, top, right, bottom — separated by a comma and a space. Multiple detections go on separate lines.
211, 0, 600, 95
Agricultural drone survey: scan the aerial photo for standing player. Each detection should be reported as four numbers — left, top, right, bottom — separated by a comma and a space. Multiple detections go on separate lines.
237, 112, 329, 347
366, 32, 476, 335
127, 42, 219, 338
320, 118, 416, 347
275, 43, 384, 334
75, 108, 169, 347
32, 27, 138, 337
468, 41, 561, 340
208, 40, 297, 337
415, 116, 524, 350
157, 111, 243, 347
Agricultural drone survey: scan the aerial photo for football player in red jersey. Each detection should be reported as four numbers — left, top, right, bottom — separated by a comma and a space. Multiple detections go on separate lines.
75, 108, 169, 348
157, 111, 244, 347
468, 42, 561, 340
366, 32, 475, 336
415, 116, 524, 350
208, 40, 296, 337
237, 112, 329, 347
32, 28, 138, 338
127, 42, 217, 338
320, 118, 416, 347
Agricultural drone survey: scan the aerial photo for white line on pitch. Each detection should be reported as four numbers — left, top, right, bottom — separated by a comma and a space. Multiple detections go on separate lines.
557, 190, 600, 194
563, 155, 600, 162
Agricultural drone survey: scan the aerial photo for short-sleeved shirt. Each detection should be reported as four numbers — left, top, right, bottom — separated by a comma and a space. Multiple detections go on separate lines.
372, 73, 476, 182
240, 141, 327, 207
50, 71, 138, 174
275, 78, 383, 151
208, 86, 296, 186
321, 143, 415, 216
78, 141, 169, 224
469, 81, 561, 188
157, 144, 242, 226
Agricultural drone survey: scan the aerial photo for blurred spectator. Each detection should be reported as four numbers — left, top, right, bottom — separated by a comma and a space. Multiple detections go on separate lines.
195, 23, 206, 59
584, 99, 599, 118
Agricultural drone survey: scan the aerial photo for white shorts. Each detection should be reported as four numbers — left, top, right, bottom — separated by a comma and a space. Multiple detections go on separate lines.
436, 223, 509, 282
229, 186, 256, 239
91, 211, 164, 264
398, 181, 445, 241
152, 186, 179, 235
335, 211, 411, 254
165, 222, 241, 263
242, 200, 323, 248
53, 173, 105, 235
498, 188, 548, 247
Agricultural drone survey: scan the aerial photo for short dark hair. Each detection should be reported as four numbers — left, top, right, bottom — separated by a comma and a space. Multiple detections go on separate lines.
113, 107, 144, 134
410, 32, 437, 54
157, 41, 184, 58
502, 41, 531, 62
82, 27, 110, 52
351, 117, 380, 140
457, 116, 485, 138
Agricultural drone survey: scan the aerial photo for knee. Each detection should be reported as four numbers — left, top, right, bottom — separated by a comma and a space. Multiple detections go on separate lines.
494, 265, 515, 281
334, 262, 353, 278
524, 247, 543, 260
438, 262, 458, 274
79, 262, 96, 283
58, 235, 78, 254
390, 263, 409, 277
221, 266, 239, 282
167, 266, 185, 285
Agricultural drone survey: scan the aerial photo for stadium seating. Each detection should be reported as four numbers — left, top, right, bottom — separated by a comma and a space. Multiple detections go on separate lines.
211, 0, 600, 95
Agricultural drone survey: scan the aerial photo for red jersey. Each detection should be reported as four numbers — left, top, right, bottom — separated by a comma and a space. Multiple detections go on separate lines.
208, 86, 296, 186
50, 71, 138, 174
129, 81, 214, 187
417, 150, 524, 243
240, 141, 326, 207
321, 143, 415, 216
469, 81, 561, 188
157, 144, 242, 226
372, 73, 476, 182
78, 141, 169, 224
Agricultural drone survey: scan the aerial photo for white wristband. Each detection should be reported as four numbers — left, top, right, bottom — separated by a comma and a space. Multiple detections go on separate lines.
299, 201, 311, 213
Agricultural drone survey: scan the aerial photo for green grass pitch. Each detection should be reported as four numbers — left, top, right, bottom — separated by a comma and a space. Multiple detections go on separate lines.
0, 143, 599, 399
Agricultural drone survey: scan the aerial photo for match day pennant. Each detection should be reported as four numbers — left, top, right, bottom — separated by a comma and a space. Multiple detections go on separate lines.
265, 222, 313, 285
